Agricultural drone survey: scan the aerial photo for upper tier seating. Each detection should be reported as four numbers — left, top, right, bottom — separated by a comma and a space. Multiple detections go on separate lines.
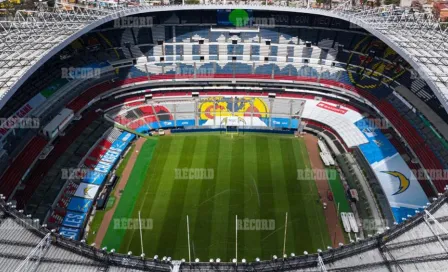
14, 111, 99, 209
0, 136, 48, 198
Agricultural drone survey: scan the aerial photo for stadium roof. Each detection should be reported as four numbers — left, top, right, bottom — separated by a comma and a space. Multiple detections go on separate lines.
1, 3, 448, 115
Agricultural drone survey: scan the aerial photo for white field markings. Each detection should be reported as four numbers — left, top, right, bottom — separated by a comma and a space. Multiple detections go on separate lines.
260, 218, 297, 242
250, 176, 261, 208
196, 189, 231, 208
299, 139, 327, 249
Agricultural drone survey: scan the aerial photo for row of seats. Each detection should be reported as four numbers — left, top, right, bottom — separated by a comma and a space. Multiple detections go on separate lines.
121, 26, 355, 49
0, 136, 48, 199
387, 94, 448, 169
47, 209, 67, 225
375, 101, 447, 192
125, 62, 350, 83
83, 137, 113, 169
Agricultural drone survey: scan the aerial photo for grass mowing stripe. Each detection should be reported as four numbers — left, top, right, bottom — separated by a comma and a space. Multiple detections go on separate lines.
270, 138, 297, 256
243, 135, 262, 260
208, 137, 232, 260
326, 169, 351, 213
170, 136, 208, 260
190, 136, 220, 259
255, 136, 278, 259
279, 138, 312, 253
155, 136, 197, 257
123, 137, 175, 254
226, 136, 245, 261
102, 139, 158, 250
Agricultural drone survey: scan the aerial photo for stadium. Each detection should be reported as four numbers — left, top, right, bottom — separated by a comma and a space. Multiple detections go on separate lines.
0, 1, 448, 271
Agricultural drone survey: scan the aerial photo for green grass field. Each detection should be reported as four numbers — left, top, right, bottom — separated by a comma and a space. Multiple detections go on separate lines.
101, 133, 331, 261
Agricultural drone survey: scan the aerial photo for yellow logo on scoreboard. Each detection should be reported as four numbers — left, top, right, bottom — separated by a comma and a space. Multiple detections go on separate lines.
199, 97, 268, 120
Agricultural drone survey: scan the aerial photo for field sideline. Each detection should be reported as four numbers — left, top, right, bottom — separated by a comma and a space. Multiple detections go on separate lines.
101, 133, 331, 261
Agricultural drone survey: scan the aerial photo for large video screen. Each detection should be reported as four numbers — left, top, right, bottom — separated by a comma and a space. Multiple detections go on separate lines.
217, 9, 254, 27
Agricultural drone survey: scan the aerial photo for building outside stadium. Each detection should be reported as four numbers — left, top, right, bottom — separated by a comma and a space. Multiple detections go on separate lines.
0, 2, 448, 271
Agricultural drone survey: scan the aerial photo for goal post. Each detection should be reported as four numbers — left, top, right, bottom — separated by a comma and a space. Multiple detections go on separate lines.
224, 116, 241, 136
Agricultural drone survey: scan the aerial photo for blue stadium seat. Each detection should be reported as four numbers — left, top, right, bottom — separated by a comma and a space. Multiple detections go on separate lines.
209, 45, 218, 55
165, 45, 174, 55
255, 64, 274, 75
234, 63, 252, 74
251, 45, 260, 55
297, 66, 319, 78
260, 29, 279, 43
192, 45, 200, 55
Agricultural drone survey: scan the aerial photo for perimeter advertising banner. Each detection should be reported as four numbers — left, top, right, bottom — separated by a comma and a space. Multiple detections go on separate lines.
67, 197, 93, 213
111, 131, 135, 152
74, 183, 99, 200
82, 171, 107, 186
59, 226, 81, 240
62, 211, 87, 229
94, 149, 121, 173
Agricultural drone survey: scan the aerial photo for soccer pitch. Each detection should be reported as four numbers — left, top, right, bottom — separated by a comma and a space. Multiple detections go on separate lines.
102, 133, 331, 261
